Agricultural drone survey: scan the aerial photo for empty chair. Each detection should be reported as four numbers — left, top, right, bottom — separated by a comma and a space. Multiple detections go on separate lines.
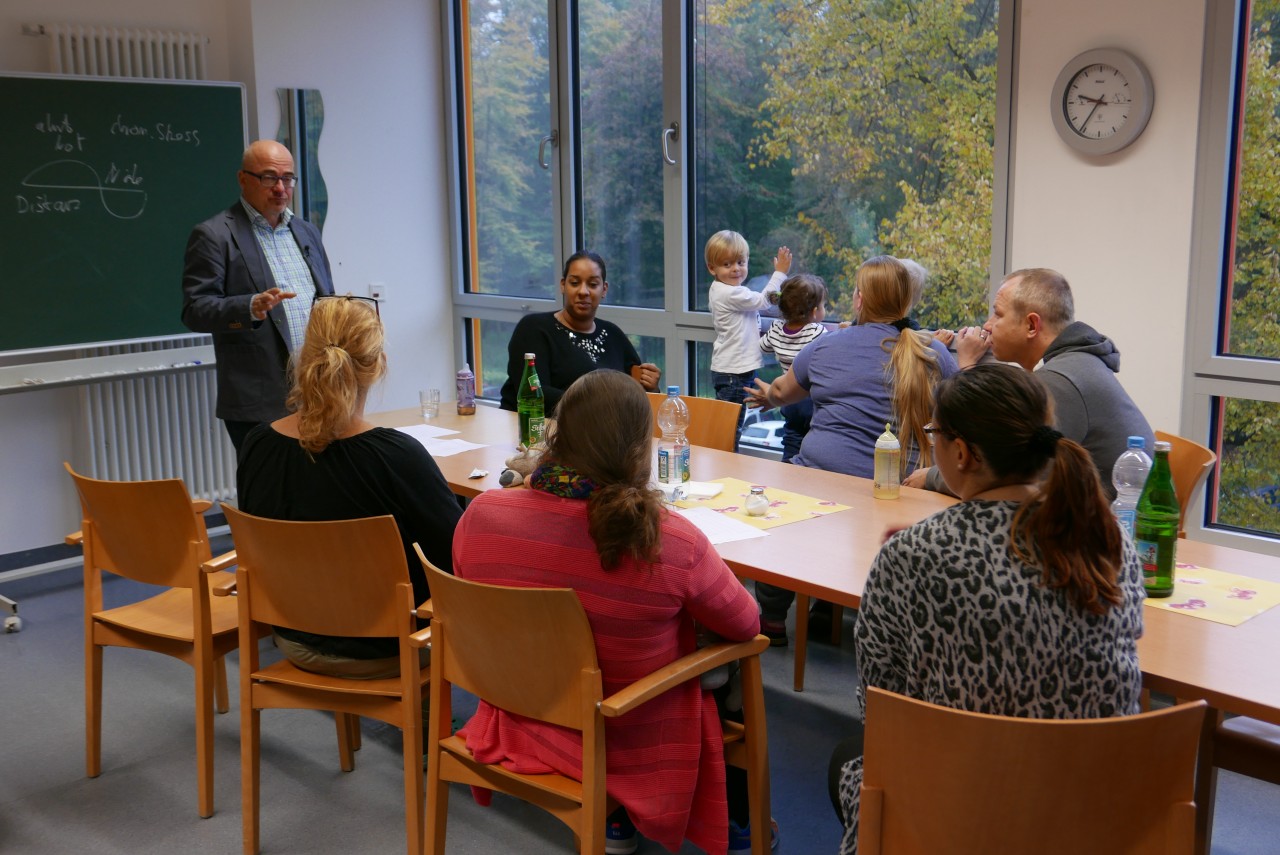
214, 506, 430, 855
647, 390, 743, 452
64, 462, 240, 818
418, 556, 772, 855
1154, 430, 1217, 536
858, 687, 1207, 855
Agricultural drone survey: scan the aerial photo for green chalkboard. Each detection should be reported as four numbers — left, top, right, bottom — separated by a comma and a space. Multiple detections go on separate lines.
0, 73, 246, 352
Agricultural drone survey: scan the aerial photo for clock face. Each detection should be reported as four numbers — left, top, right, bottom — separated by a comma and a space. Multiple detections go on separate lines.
1064, 63, 1133, 140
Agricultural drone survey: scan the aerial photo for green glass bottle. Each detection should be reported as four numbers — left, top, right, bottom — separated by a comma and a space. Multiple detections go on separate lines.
1134, 440, 1179, 598
516, 352, 545, 448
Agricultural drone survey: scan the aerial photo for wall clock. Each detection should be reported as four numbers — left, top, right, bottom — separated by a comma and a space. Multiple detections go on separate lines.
1051, 48, 1154, 155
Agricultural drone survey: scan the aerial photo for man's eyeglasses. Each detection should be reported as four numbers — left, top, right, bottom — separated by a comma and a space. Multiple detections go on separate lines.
242, 170, 298, 189
314, 293, 380, 317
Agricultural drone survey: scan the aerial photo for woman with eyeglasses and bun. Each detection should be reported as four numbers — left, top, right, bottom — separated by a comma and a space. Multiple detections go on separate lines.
237, 294, 461, 677
829, 362, 1144, 855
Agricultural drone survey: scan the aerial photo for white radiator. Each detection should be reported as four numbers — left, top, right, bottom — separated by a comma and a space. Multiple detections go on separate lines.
43, 22, 235, 503
49, 24, 207, 80
80, 341, 236, 503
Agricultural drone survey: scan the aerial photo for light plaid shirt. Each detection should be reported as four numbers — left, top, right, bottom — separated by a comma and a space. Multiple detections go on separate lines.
240, 198, 316, 353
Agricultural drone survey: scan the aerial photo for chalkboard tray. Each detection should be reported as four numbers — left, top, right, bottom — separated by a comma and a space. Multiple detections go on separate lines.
0, 73, 247, 353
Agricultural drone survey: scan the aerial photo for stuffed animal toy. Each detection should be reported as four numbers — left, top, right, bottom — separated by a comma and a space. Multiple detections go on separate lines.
499, 441, 546, 487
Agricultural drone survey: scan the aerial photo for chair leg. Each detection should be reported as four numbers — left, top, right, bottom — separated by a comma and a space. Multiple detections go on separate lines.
426, 676, 451, 855
351, 714, 362, 751
793, 593, 810, 692
214, 656, 230, 714
1193, 706, 1225, 855
336, 713, 357, 773
196, 653, 216, 817
242, 706, 261, 855
86, 641, 103, 778
402, 704, 425, 855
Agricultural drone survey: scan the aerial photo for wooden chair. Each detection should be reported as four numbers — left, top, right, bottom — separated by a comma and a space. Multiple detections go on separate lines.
63, 462, 240, 818
416, 551, 772, 855
858, 687, 1207, 855
213, 506, 431, 855
646, 391, 742, 452
1154, 430, 1217, 537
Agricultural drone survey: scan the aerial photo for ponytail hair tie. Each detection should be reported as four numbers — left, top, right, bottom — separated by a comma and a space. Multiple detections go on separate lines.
890, 318, 912, 331
1029, 425, 1063, 456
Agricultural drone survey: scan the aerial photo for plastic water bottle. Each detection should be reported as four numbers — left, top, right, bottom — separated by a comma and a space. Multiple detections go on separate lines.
873, 422, 901, 499
455, 363, 476, 415
656, 386, 691, 484
1110, 436, 1151, 539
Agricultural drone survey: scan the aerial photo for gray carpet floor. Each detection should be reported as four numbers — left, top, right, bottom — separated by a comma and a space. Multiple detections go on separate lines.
1, 565, 1277, 854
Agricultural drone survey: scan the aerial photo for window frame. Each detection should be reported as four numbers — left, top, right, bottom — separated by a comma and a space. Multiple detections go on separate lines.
1183, 0, 1280, 554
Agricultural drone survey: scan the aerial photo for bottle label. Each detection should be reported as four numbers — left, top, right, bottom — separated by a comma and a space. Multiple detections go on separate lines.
679, 444, 690, 482
658, 448, 670, 482
1135, 532, 1176, 591
528, 417, 545, 444
1115, 508, 1136, 538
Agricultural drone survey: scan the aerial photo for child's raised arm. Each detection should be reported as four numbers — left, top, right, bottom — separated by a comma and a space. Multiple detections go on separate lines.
773, 246, 792, 274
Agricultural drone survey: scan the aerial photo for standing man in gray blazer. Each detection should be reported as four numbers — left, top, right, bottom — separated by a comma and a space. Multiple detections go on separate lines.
181, 139, 334, 452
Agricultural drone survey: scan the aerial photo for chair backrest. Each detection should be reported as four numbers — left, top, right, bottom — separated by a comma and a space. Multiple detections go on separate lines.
223, 504, 413, 639
65, 462, 206, 588
858, 687, 1206, 855
646, 392, 741, 452
420, 556, 601, 730
1154, 430, 1217, 535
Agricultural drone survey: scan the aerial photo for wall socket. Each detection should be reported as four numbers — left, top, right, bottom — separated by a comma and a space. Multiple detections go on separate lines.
368, 282, 387, 302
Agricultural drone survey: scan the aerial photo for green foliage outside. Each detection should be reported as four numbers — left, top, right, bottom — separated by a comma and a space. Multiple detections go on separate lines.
711, 0, 998, 328
1216, 0, 1280, 534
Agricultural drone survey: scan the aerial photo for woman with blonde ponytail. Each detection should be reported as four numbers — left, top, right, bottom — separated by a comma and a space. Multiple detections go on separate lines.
237, 295, 461, 677
749, 255, 958, 643
451, 370, 762, 855
829, 363, 1144, 855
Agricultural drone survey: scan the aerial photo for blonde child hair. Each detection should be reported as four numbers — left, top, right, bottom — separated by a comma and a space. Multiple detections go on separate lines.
705, 229, 749, 267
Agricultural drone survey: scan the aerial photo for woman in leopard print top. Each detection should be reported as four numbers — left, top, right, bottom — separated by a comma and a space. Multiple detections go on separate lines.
831, 363, 1144, 854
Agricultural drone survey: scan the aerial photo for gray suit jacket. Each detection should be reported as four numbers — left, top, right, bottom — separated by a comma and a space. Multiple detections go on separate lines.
181, 203, 334, 423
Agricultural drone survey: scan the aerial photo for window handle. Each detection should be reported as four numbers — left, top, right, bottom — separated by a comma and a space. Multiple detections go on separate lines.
538, 129, 558, 170
662, 122, 679, 166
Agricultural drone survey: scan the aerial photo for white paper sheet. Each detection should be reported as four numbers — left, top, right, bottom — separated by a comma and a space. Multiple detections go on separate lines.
396, 423, 460, 441
677, 506, 769, 545
396, 424, 486, 457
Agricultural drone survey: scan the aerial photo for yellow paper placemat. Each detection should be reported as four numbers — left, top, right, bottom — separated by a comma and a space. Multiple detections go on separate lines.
674, 477, 851, 530
1145, 563, 1280, 626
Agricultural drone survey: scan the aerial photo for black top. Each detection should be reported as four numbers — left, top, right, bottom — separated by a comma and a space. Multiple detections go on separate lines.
499, 311, 643, 413
237, 424, 461, 658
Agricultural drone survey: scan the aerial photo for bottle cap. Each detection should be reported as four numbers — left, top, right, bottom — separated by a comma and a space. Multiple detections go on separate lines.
1154, 440, 1172, 453
667, 385, 680, 395
876, 422, 900, 449
524, 353, 535, 360
1127, 435, 1145, 449
460, 363, 471, 373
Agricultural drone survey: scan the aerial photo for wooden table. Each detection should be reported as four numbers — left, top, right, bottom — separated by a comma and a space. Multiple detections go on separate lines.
377, 405, 1280, 852
371, 404, 955, 690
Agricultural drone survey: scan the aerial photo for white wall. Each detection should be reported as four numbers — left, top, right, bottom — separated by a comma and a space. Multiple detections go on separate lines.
248, 0, 454, 416
0, 0, 453, 553
1010, 0, 1207, 434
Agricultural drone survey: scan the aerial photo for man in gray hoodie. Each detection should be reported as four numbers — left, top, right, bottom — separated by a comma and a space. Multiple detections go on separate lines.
958, 267, 1154, 496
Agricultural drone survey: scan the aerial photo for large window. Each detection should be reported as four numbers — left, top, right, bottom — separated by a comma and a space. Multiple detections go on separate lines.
447, 1, 1006, 404
1188, 0, 1280, 546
